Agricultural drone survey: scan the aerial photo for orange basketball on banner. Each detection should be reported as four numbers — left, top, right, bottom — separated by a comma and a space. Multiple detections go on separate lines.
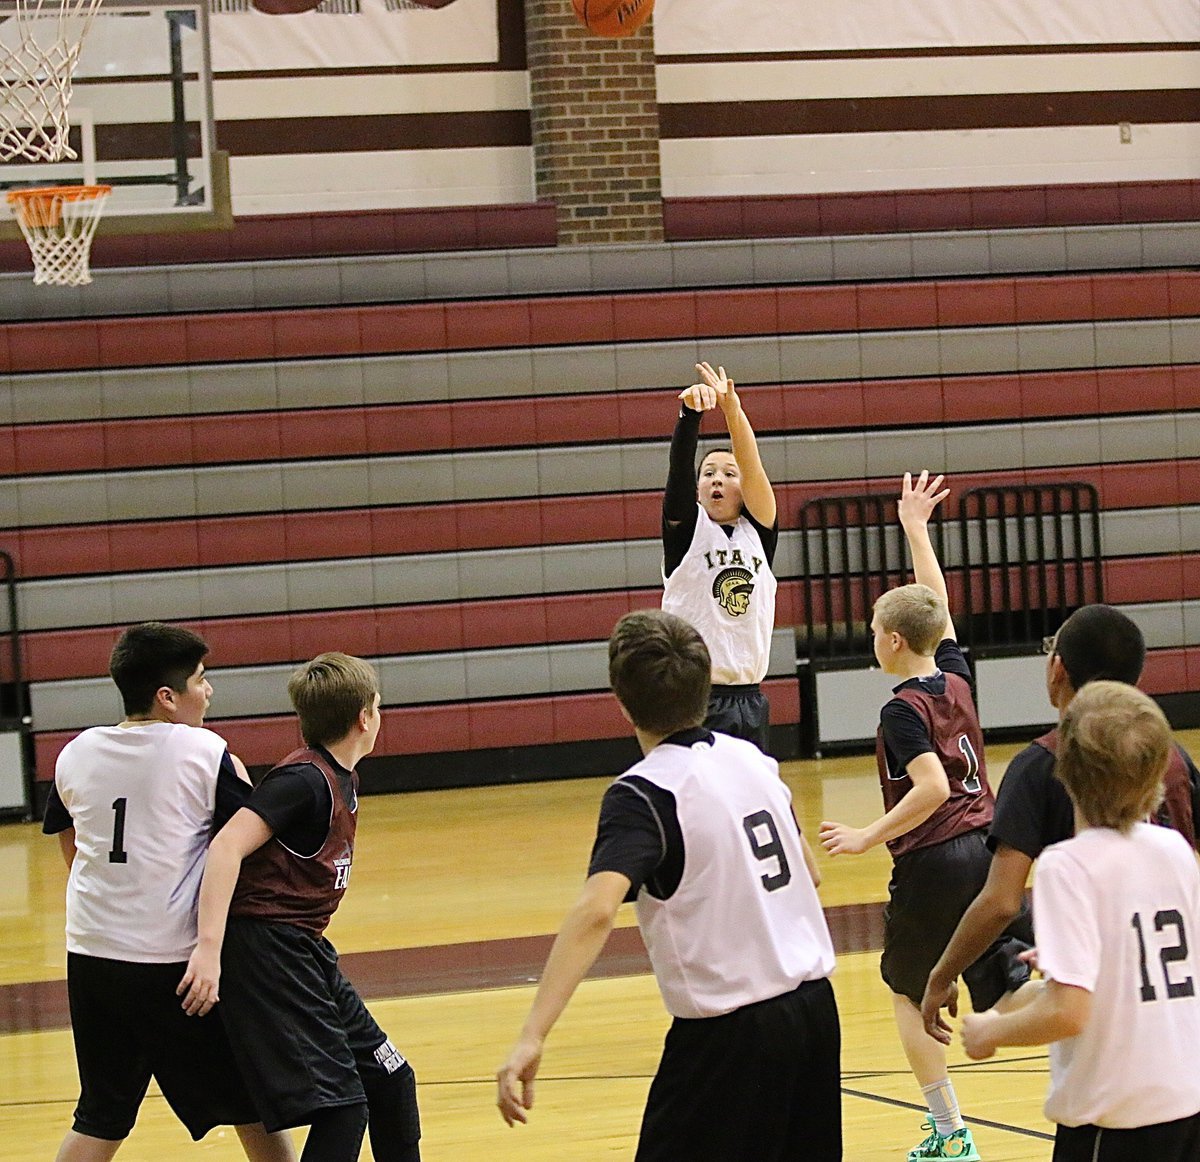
571, 0, 653, 38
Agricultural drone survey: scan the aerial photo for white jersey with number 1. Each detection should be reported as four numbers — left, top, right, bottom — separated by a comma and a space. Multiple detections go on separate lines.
54, 722, 229, 963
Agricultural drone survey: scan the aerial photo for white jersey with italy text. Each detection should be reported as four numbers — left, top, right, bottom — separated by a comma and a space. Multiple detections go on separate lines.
54, 722, 229, 963
662, 505, 777, 684
1036, 823, 1200, 1129
628, 732, 835, 1018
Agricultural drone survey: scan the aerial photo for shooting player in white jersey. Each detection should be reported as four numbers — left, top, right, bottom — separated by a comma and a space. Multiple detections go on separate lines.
41, 622, 294, 1162
963, 681, 1200, 1162
496, 609, 841, 1161
662, 361, 779, 751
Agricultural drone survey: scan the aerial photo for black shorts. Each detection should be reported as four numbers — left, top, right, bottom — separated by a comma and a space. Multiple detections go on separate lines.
881, 828, 1033, 1008
218, 918, 411, 1133
706, 684, 770, 753
1053, 1111, 1200, 1162
66, 952, 258, 1141
636, 977, 841, 1162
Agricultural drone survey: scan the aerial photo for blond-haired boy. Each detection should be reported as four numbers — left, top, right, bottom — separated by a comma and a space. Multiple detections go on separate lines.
820, 472, 1030, 1162
963, 681, 1200, 1162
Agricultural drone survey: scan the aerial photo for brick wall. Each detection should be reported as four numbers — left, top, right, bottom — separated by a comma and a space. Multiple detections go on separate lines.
524, 0, 663, 245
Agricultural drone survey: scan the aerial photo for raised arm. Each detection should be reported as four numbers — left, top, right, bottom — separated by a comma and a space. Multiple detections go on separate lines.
177, 806, 273, 1016
696, 362, 776, 527
663, 402, 702, 528
897, 470, 953, 639
496, 871, 628, 1126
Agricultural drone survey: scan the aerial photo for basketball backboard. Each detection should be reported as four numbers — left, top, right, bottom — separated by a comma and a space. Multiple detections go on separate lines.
0, 0, 228, 240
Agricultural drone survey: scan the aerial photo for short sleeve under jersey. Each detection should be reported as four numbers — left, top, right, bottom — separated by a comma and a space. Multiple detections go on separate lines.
879, 639, 972, 773
586, 729, 709, 902
244, 746, 354, 858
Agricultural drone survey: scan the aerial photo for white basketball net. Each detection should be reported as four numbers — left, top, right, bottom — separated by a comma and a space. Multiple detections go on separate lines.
0, 0, 106, 162
8, 184, 110, 285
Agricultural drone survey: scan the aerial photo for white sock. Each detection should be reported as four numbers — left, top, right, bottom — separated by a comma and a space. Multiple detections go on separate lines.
921, 1078, 965, 1137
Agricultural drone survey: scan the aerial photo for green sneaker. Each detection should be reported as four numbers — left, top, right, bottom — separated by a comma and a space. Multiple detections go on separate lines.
907, 1122, 981, 1161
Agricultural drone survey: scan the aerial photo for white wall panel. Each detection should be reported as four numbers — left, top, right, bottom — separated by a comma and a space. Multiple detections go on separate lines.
657, 53, 1200, 103
660, 125, 1200, 198
229, 147, 535, 214
214, 71, 529, 120
653, 0, 1198, 54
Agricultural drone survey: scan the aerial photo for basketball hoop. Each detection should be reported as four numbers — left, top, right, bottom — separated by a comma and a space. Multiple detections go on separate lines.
0, 0, 106, 162
7, 183, 110, 285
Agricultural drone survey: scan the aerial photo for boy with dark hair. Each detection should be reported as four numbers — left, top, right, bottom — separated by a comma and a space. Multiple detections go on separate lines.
962, 681, 1200, 1162
178, 653, 421, 1162
819, 472, 1030, 1162
920, 604, 1199, 1042
497, 609, 841, 1162
662, 361, 779, 750
42, 622, 294, 1162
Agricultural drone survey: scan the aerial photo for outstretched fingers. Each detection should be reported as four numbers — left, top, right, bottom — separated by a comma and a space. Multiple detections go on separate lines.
679, 381, 718, 411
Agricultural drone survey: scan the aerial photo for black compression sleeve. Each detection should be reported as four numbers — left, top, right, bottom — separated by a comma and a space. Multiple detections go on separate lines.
363, 1062, 421, 1160
663, 406, 702, 576
663, 406, 701, 523
301, 1102, 367, 1162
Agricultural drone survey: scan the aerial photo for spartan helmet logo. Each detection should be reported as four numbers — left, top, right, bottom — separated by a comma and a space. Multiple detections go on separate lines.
712, 567, 754, 617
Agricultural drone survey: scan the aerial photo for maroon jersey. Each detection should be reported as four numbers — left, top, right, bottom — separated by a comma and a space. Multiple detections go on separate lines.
229, 747, 357, 935
876, 670, 993, 858
1035, 728, 1198, 850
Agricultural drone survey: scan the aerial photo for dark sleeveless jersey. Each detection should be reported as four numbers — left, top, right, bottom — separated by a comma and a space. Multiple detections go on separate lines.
1034, 728, 1199, 851
876, 672, 994, 858
229, 747, 357, 935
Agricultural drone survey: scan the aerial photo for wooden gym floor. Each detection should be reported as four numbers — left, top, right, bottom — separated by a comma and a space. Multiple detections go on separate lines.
9, 732, 1189, 1160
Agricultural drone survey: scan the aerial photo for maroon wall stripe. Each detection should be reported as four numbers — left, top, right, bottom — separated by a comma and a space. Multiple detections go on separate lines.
660, 90, 1200, 139
665, 181, 1200, 239
216, 109, 530, 156
0, 203, 557, 272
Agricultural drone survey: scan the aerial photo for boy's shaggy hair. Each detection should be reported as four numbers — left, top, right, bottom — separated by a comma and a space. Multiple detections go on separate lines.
288, 652, 379, 748
609, 610, 711, 737
1056, 680, 1170, 832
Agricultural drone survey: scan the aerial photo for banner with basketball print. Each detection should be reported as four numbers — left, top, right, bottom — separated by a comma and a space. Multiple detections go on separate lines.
209, 0, 497, 71
653, 0, 1196, 54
